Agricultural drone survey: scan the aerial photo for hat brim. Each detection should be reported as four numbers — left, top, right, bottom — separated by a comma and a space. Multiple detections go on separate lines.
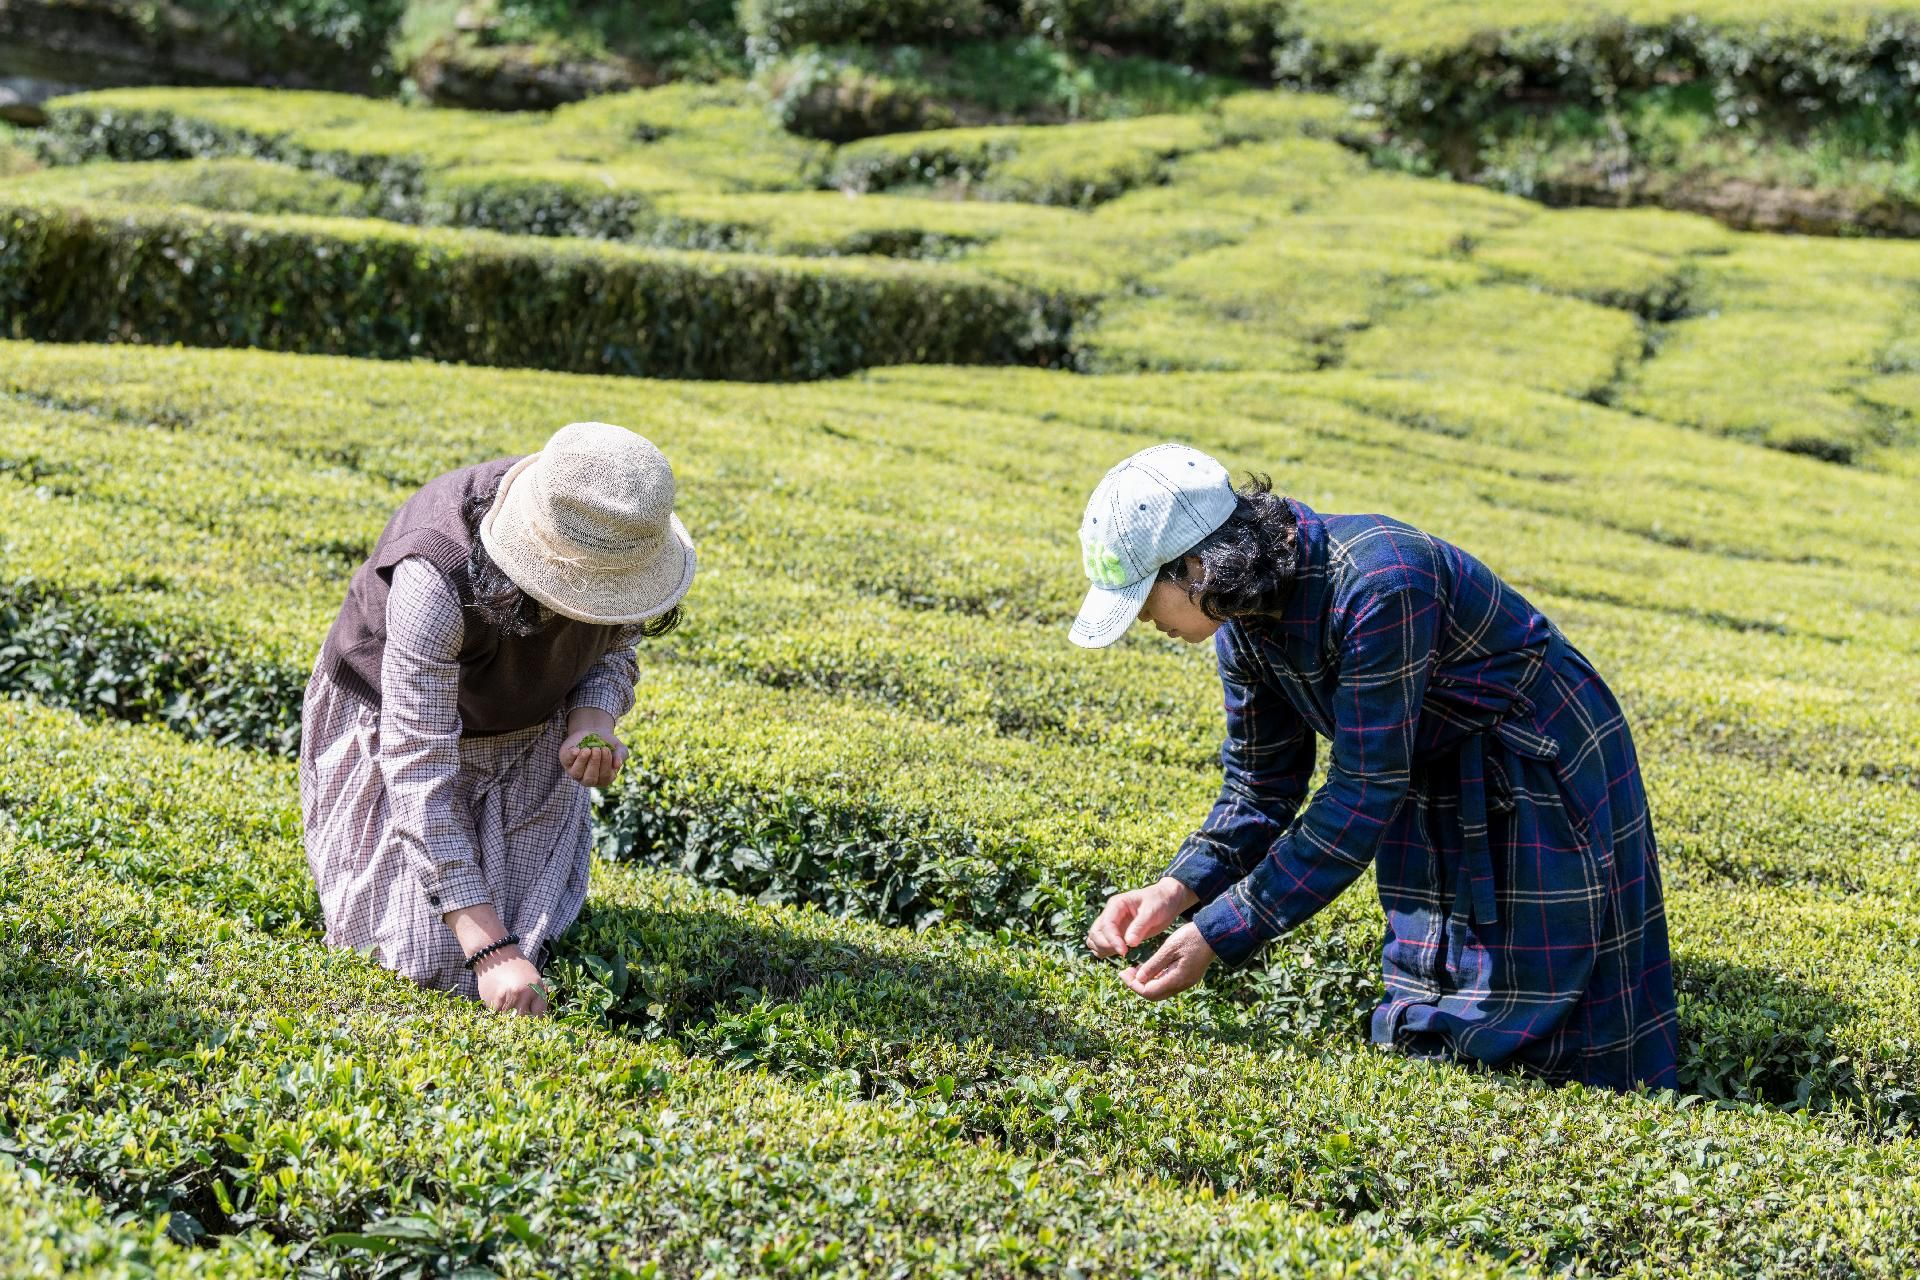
1069, 576, 1153, 649
479, 455, 697, 626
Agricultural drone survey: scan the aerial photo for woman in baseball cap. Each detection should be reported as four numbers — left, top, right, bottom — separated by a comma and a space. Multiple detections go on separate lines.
1077, 443, 1678, 1092
303, 422, 695, 1017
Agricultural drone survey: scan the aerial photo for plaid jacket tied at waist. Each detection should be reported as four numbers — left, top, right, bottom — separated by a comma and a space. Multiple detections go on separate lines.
1426, 627, 1573, 930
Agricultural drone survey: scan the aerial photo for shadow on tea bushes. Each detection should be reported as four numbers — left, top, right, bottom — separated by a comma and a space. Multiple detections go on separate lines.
1678, 956, 1917, 1129
547, 897, 1117, 1086
592, 763, 1108, 937
0, 582, 303, 753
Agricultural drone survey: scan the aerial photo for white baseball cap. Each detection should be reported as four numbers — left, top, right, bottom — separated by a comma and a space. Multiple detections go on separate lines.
1069, 443, 1238, 648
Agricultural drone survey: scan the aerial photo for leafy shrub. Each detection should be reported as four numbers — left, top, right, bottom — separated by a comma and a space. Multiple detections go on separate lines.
740, 0, 1004, 54
760, 50, 957, 141
829, 112, 1216, 204
169, 0, 409, 89
1290, 10, 1920, 137
0, 581, 302, 753
0, 197, 1084, 379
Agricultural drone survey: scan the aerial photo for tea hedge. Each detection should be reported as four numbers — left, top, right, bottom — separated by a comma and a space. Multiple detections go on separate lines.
826, 113, 1221, 205
4, 158, 376, 219
20, 84, 1920, 467
2, 340, 1916, 1119
756, 37, 1246, 138
4, 697, 1920, 1276
0, 198, 1081, 379
739, 0, 1920, 138
7, 831, 1530, 1279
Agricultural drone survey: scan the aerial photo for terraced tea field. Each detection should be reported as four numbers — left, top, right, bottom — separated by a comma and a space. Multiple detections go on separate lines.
3, 27, 1919, 1280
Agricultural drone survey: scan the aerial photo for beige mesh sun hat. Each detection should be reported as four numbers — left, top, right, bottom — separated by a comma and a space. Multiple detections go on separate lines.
479, 422, 697, 625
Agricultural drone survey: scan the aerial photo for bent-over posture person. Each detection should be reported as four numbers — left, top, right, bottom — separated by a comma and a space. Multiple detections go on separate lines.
301, 423, 696, 1015
1077, 445, 1678, 1089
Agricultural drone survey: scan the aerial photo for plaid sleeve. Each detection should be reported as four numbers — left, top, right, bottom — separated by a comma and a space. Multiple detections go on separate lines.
1193, 585, 1439, 966
1163, 624, 1317, 908
563, 625, 645, 722
379, 557, 492, 916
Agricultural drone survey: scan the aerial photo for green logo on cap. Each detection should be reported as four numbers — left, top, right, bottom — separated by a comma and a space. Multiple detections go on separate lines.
1082, 534, 1130, 588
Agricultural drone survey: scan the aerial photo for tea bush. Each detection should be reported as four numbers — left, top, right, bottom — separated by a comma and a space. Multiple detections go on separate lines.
3, 697, 1919, 1274
0, 198, 1081, 379
4, 158, 376, 218
19, 83, 1917, 468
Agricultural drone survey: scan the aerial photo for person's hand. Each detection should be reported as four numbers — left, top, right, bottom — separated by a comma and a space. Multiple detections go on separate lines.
474, 946, 550, 1016
1121, 922, 1216, 1001
1086, 876, 1198, 958
560, 710, 626, 788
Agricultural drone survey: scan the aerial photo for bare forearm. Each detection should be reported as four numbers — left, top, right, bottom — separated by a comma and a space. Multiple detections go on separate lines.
443, 903, 513, 956
566, 706, 617, 740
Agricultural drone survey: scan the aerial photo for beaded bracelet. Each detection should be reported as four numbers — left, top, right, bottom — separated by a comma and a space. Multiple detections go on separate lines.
463, 933, 522, 971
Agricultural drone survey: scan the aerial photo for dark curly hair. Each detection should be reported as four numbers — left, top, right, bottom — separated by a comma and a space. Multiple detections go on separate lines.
1156, 473, 1301, 620
461, 488, 682, 639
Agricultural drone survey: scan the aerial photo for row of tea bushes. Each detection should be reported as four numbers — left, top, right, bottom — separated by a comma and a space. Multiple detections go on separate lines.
1, 341, 1916, 1118
827, 112, 1223, 205
2, 339, 1913, 781
0, 198, 1082, 380
5, 670, 1915, 1134
33, 83, 828, 200
742, 0, 1920, 136
4, 158, 379, 221
15, 86, 1920, 466
8, 829, 1505, 1279
4, 343, 1914, 781
4, 695, 1919, 1275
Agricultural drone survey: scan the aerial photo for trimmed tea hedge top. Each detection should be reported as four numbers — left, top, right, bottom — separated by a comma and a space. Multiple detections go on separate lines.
0, 196, 1081, 380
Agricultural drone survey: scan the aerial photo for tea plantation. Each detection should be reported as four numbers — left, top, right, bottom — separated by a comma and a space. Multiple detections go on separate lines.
3, 9, 1920, 1277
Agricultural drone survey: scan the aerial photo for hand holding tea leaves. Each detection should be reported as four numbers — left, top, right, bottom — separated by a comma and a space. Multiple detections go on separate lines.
1120, 923, 1217, 1000
1087, 876, 1216, 1000
1086, 876, 1197, 959
562, 711, 626, 788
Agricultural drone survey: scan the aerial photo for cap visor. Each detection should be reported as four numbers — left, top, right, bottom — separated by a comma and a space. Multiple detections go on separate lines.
1069, 577, 1153, 649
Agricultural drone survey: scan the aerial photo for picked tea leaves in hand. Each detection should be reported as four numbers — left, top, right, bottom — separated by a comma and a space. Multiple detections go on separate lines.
577, 733, 615, 750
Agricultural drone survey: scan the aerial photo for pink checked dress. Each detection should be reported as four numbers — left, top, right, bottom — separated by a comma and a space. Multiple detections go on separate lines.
299, 557, 643, 998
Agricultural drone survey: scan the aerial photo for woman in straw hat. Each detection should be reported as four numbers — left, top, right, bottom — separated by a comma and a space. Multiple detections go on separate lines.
1077, 444, 1677, 1090
301, 422, 695, 1015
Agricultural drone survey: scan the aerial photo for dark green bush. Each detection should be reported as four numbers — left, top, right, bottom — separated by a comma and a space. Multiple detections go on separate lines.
740, 0, 1005, 54
0, 581, 303, 753
594, 765, 1102, 937
34, 104, 429, 195
0, 198, 1084, 379
761, 52, 957, 141
739, 0, 1283, 76
1281, 15, 1920, 142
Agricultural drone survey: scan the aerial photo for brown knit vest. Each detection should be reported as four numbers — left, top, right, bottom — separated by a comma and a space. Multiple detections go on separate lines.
320, 458, 624, 736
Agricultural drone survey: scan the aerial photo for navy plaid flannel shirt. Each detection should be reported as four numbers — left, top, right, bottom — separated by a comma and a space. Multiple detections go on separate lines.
1170, 499, 1556, 966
